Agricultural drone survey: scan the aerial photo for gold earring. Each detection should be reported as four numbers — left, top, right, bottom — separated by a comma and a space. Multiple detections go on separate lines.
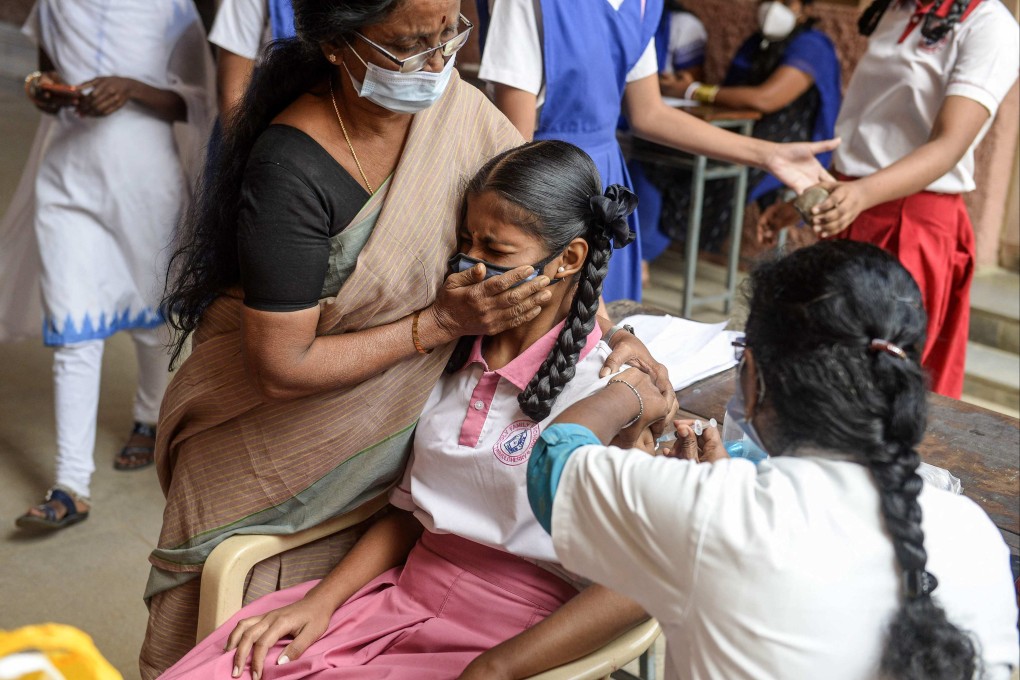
328, 53, 338, 63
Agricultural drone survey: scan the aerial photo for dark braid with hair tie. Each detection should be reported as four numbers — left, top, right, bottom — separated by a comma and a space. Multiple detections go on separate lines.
588, 185, 638, 250
445, 142, 634, 422
743, 241, 978, 680
858, 0, 895, 36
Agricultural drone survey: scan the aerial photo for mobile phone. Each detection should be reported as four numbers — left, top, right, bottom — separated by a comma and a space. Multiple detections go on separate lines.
38, 81, 79, 99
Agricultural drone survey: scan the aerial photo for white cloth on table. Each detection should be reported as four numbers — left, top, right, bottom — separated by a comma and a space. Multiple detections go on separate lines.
833, 0, 1019, 194
478, 0, 658, 107
208, 0, 270, 61
0, 0, 215, 346
550, 448, 1020, 680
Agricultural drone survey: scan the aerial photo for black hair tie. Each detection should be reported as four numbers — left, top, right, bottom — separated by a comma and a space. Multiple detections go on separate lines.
589, 184, 638, 250
903, 569, 939, 599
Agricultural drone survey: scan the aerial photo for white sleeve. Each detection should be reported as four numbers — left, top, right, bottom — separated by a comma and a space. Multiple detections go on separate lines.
478, 0, 544, 95
21, 2, 40, 45
550, 444, 752, 623
625, 39, 658, 82
208, 0, 268, 61
945, 9, 1020, 117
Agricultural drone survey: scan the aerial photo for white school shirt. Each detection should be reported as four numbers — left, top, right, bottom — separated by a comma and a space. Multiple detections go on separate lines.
478, 0, 658, 107
833, 0, 1019, 194
390, 322, 611, 564
550, 449, 1020, 680
209, 0, 269, 60
661, 11, 708, 75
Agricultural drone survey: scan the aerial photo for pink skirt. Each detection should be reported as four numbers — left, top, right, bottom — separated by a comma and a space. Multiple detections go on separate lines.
158, 531, 578, 679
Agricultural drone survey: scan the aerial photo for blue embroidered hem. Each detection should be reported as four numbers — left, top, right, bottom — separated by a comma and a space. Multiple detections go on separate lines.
42, 308, 164, 346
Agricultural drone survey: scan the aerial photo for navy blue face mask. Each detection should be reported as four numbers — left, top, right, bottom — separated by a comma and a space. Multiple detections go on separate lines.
447, 252, 563, 287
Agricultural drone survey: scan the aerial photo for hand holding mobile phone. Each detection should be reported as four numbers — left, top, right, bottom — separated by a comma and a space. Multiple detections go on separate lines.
25, 71, 80, 110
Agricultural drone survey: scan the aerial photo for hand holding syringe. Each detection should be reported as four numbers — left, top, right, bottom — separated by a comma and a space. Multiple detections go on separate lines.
656, 418, 729, 463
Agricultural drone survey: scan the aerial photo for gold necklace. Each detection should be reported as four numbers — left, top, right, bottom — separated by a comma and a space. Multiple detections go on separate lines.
329, 77, 374, 195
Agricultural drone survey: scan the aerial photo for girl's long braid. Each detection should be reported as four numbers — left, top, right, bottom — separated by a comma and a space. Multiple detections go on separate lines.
869, 356, 978, 680
518, 228, 611, 422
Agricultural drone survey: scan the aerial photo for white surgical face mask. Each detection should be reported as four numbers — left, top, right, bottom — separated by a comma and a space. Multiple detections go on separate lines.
757, 2, 798, 42
344, 45, 455, 114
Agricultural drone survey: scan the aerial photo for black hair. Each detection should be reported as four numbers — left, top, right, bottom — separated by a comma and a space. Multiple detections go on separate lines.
859, 0, 973, 41
743, 241, 977, 680
446, 140, 636, 423
162, 0, 403, 366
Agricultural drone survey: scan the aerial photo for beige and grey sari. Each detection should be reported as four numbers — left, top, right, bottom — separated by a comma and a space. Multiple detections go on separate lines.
140, 73, 521, 678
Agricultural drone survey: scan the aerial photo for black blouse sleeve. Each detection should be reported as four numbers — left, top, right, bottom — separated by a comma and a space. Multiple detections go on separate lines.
237, 160, 332, 312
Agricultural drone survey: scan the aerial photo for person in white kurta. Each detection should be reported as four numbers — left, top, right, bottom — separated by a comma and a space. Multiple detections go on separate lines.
2, 0, 214, 530
528, 240, 1020, 680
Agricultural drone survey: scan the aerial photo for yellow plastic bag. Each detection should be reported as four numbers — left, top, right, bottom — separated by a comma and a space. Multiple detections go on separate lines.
0, 624, 121, 680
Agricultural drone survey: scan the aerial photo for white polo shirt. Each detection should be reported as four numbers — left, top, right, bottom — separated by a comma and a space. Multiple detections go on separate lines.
390, 322, 610, 564
478, 0, 658, 107
208, 0, 269, 60
551, 448, 1020, 680
833, 0, 1019, 194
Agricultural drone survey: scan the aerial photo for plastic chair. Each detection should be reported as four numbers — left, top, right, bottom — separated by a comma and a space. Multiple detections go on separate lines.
196, 494, 661, 680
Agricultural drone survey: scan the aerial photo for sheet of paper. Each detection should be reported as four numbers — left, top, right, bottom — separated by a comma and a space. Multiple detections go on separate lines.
621, 314, 741, 390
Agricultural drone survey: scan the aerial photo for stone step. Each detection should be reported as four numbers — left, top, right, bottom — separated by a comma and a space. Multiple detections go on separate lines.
969, 268, 1020, 355
963, 341, 1020, 414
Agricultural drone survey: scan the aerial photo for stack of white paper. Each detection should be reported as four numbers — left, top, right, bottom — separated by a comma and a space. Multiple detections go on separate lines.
620, 314, 741, 391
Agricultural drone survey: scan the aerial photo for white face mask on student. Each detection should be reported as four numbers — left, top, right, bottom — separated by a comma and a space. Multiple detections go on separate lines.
344, 45, 456, 114
758, 1, 798, 42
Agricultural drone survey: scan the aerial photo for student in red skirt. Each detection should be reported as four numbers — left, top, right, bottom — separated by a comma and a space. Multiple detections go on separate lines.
801, 0, 1018, 398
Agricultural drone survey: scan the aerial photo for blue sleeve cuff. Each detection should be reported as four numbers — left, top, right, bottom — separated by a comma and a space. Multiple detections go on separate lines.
527, 423, 602, 534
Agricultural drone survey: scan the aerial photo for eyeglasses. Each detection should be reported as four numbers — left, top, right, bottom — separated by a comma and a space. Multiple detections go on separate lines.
354, 14, 473, 74
732, 338, 747, 364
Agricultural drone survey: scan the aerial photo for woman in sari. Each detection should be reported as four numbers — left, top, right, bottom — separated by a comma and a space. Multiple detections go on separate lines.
141, 1, 671, 676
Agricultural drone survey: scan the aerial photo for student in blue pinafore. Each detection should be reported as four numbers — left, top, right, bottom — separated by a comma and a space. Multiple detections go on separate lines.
479, 0, 838, 305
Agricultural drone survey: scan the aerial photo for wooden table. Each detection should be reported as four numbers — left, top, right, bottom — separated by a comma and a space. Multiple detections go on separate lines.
608, 301, 1020, 556
619, 106, 762, 318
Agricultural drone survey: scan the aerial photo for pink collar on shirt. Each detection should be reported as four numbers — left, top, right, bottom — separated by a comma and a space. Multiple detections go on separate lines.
465, 321, 605, 391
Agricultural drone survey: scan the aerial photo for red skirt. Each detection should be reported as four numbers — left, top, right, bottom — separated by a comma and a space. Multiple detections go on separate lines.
834, 188, 974, 398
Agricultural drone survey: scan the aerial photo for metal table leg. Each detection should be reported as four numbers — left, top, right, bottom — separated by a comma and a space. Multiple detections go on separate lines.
682, 153, 707, 319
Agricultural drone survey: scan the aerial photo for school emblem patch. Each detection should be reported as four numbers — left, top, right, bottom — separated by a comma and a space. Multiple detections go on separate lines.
493, 420, 541, 466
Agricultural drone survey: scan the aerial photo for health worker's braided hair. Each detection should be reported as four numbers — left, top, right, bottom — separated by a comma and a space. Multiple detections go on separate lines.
163, 0, 403, 366
742, 240, 978, 680
446, 140, 636, 422
859, 0, 973, 42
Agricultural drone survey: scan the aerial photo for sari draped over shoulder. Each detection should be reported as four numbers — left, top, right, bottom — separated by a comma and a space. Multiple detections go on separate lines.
140, 73, 521, 678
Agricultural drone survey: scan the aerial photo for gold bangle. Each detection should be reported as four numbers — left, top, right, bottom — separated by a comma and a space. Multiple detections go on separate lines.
24, 70, 42, 99
693, 84, 720, 104
411, 310, 432, 355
